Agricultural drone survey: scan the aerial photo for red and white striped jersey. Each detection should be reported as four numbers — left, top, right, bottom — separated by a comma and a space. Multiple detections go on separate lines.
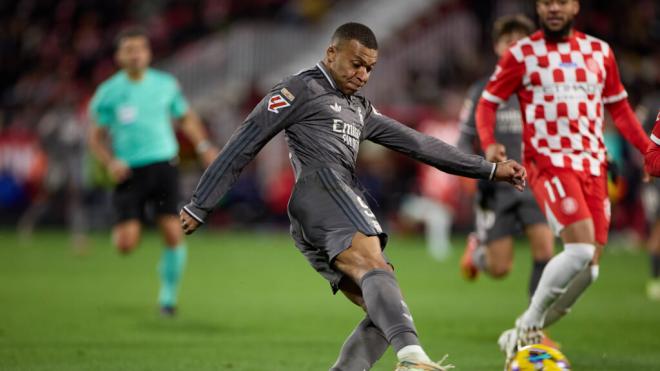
481, 31, 627, 176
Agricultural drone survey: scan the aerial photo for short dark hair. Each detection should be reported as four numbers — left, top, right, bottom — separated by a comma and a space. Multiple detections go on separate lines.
331, 22, 378, 50
492, 14, 535, 43
115, 26, 149, 49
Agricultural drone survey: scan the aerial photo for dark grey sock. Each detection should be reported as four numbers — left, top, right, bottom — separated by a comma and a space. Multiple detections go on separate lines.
529, 259, 549, 299
329, 316, 389, 371
652, 254, 660, 278
360, 269, 418, 353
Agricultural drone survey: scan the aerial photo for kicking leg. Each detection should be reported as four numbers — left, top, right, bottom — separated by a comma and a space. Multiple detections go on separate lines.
330, 278, 388, 371
519, 219, 595, 330
334, 232, 451, 370
543, 244, 601, 327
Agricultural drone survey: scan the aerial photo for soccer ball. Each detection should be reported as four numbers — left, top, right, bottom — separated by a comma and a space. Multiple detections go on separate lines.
509, 344, 571, 371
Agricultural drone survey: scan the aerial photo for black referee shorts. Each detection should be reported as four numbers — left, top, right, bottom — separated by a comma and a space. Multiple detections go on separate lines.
112, 160, 180, 223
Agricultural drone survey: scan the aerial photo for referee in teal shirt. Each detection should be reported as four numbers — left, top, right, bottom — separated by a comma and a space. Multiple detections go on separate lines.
89, 27, 218, 315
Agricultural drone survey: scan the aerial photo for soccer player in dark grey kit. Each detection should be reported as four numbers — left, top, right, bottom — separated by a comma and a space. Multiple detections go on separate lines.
180, 23, 526, 371
457, 15, 555, 300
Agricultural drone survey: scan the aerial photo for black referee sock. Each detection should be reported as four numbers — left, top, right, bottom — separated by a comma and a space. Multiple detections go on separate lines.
651, 254, 660, 279
529, 259, 549, 300
360, 269, 418, 352
329, 316, 389, 371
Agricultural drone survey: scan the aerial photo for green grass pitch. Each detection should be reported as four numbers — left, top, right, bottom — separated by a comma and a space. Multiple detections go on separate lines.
1, 229, 659, 370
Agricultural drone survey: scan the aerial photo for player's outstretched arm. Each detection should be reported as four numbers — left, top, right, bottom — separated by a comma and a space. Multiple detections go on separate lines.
179, 77, 307, 230
362, 110, 496, 180
492, 159, 527, 192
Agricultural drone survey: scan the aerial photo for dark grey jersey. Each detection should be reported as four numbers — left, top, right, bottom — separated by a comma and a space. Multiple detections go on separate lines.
457, 77, 523, 162
184, 63, 495, 222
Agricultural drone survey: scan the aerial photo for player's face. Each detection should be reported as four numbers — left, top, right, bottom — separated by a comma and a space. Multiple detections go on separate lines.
537, 0, 579, 38
116, 36, 152, 73
494, 31, 527, 57
326, 39, 378, 95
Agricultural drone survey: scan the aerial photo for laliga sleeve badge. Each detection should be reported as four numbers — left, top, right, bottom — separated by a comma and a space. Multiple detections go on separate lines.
268, 94, 291, 113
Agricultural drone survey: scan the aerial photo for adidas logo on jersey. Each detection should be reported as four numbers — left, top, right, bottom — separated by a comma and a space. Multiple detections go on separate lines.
330, 102, 341, 113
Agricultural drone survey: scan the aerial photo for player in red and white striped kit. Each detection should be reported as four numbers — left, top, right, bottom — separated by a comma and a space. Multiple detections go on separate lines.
475, 0, 651, 367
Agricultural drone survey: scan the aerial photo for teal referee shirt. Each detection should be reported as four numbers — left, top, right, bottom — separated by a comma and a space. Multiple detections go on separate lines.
89, 68, 189, 167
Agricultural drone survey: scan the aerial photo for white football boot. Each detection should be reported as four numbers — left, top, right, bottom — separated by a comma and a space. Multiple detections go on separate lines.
395, 355, 454, 371
498, 319, 543, 370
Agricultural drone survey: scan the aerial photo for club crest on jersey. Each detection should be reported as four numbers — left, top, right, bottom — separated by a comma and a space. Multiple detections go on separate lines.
268, 94, 291, 113
585, 58, 601, 76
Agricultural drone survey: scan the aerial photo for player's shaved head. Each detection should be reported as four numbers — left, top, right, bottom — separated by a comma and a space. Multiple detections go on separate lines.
323, 23, 378, 96
331, 22, 378, 50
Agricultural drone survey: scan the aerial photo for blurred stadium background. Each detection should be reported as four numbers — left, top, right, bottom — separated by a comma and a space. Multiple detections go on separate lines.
1, 1, 659, 370
1, 0, 658, 238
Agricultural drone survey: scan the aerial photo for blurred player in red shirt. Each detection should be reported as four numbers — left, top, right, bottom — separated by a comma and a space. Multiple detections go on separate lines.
475, 0, 651, 366
644, 110, 660, 300
645, 111, 660, 176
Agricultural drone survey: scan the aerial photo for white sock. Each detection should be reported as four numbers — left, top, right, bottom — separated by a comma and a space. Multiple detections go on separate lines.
520, 243, 595, 328
591, 265, 599, 281
397, 345, 431, 363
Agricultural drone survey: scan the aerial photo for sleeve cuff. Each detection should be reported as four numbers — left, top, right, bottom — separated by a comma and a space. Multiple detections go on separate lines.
182, 204, 207, 224
489, 162, 497, 181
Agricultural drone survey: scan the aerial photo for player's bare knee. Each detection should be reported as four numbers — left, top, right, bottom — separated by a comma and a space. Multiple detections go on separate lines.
163, 233, 182, 247
115, 236, 138, 254
560, 219, 595, 244
489, 262, 512, 278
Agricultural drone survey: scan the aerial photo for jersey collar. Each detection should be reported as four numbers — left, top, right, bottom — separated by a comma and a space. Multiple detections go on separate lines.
316, 62, 339, 91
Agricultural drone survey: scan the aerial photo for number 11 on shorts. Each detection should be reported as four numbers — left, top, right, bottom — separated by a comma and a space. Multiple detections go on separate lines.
544, 176, 566, 203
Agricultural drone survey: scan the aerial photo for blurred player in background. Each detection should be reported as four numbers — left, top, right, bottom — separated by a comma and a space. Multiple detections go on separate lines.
88, 27, 218, 315
399, 116, 466, 261
643, 109, 660, 300
180, 22, 526, 371
16, 101, 88, 253
475, 0, 651, 367
458, 14, 554, 299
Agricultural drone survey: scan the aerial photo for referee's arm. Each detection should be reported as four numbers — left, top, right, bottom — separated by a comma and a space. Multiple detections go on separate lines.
176, 109, 219, 167
88, 120, 131, 183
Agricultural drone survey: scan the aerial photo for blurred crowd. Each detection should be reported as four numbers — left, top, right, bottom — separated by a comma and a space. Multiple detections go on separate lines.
0, 0, 659, 248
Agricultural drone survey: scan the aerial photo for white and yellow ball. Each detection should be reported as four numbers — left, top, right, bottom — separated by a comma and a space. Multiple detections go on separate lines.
509, 344, 571, 371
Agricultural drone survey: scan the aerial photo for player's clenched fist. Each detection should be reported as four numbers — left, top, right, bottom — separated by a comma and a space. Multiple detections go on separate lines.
493, 160, 526, 192
179, 209, 201, 235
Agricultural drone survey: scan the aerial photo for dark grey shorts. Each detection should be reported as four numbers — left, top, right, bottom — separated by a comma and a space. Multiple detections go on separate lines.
288, 168, 388, 293
475, 184, 546, 244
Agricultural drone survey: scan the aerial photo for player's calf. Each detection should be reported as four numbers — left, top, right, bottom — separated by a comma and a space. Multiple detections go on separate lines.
112, 220, 141, 254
